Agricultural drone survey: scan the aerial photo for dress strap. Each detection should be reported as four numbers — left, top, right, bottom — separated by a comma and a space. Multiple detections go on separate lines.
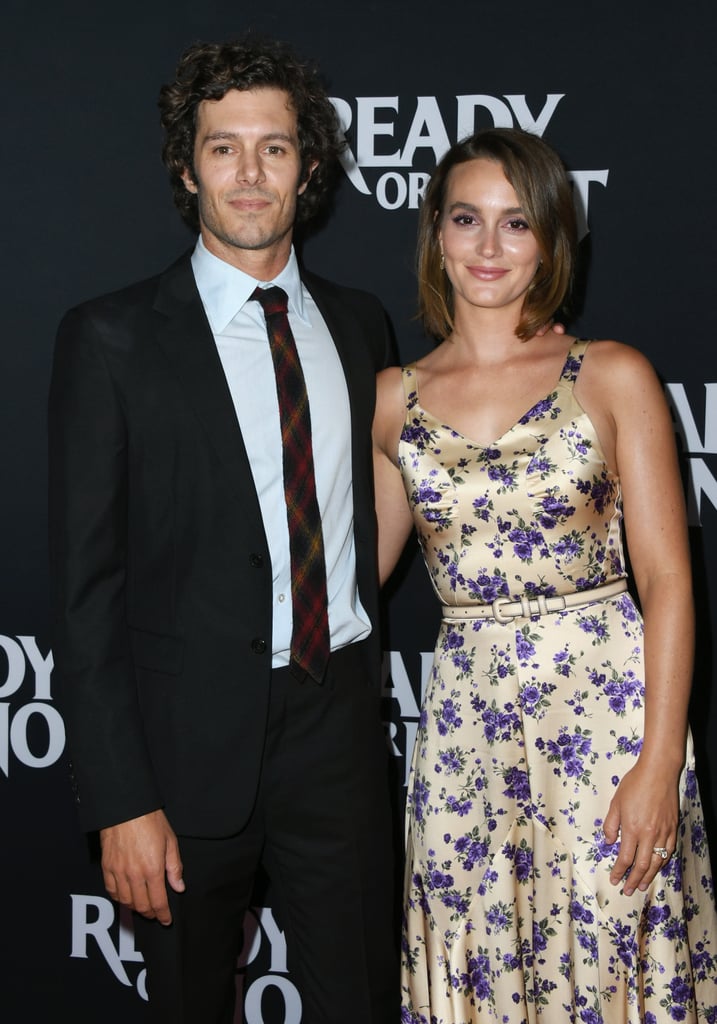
401, 363, 420, 412
559, 338, 591, 387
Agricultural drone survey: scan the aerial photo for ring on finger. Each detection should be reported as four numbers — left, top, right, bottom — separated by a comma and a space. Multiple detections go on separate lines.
652, 846, 670, 860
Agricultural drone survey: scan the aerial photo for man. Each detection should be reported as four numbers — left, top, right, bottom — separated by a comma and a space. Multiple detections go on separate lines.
49, 38, 396, 1023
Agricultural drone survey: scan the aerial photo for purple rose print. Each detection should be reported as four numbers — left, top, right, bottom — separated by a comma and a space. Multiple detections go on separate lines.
401, 419, 435, 448
397, 350, 717, 1022
519, 393, 558, 424
536, 492, 575, 529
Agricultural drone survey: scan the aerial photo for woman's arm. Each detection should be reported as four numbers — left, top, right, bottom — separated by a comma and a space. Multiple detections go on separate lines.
372, 368, 415, 585
580, 341, 693, 896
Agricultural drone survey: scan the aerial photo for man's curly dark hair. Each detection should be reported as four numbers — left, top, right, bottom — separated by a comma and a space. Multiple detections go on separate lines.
158, 37, 344, 232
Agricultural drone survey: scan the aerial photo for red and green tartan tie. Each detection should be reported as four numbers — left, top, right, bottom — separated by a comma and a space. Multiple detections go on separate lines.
252, 285, 330, 683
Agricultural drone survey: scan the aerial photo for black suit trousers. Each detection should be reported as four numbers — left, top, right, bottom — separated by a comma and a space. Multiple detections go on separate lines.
134, 641, 399, 1023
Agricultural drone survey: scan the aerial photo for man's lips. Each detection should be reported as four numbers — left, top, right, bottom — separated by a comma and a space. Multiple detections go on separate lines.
227, 194, 272, 211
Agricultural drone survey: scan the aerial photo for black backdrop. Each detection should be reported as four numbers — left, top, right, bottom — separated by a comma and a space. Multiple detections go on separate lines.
3, 1, 717, 1020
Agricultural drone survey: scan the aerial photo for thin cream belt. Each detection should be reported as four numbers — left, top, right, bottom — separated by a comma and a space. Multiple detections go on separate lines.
441, 579, 628, 625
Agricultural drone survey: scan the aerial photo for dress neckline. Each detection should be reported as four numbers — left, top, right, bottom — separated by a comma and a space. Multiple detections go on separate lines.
405, 338, 588, 451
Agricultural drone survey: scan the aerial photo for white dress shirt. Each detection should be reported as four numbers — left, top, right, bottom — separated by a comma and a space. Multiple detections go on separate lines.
191, 238, 371, 667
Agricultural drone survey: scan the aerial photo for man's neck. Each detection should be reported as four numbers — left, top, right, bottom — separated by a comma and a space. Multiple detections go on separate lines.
199, 231, 293, 282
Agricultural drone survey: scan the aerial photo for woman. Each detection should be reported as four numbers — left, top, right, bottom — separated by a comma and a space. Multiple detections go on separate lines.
373, 128, 717, 1022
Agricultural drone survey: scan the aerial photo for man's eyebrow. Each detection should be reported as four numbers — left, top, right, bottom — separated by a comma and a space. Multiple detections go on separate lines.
201, 130, 296, 144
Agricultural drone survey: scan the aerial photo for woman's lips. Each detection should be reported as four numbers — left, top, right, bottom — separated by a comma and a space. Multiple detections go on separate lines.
467, 266, 509, 280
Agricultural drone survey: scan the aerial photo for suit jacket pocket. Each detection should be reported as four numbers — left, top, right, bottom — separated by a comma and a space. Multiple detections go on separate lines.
128, 625, 184, 675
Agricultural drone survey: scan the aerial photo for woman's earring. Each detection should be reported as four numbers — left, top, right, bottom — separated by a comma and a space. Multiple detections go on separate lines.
440, 252, 445, 271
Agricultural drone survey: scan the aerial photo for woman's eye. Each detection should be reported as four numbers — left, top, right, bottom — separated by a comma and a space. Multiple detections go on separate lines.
506, 218, 530, 231
452, 214, 476, 226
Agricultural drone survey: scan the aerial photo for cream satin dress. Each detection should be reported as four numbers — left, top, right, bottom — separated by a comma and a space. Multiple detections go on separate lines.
398, 340, 717, 1023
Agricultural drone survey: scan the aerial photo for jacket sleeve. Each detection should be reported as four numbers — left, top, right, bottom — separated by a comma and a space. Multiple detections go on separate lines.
378, 302, 398, 373
48, 304, 162, 831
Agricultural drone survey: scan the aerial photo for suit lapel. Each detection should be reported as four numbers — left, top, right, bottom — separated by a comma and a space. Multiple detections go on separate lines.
151, 255, 261, 513
148, 258, 373, 559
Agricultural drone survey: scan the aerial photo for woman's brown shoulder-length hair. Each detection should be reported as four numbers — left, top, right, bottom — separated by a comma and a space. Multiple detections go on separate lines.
417, 127, 577, 341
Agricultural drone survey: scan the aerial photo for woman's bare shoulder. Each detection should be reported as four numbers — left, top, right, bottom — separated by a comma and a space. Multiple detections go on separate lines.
376, 364, 404, 387
581, 339, 663, 395
583, 338, 658, 374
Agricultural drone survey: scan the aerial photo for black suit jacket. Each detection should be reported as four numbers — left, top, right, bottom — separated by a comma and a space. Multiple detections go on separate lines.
48, 252, 393, 837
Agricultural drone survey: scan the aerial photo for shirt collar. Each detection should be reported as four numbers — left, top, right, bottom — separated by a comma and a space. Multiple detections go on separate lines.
191, 236, 308, 333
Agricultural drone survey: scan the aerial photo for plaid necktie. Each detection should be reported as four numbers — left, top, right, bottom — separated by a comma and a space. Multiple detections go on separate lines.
251, 285, 330, 683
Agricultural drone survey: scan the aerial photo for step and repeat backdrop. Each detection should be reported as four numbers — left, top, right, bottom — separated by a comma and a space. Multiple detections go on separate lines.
3, 0, 716, 1020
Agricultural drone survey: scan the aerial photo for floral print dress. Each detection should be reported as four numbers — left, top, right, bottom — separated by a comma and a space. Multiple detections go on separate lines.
399, 340, 717, 1023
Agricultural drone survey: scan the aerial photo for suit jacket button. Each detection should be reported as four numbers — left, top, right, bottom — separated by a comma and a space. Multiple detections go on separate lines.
249, 553, 264, 568
251, 638, 267, 655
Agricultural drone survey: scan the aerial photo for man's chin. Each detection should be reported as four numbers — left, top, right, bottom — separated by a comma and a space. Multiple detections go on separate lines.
220, 226, 292, 254
209, 231, 274, 253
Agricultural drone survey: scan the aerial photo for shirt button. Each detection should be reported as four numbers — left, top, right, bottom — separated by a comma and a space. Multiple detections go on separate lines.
278, 593, 286, 603
251, 638, 267, 655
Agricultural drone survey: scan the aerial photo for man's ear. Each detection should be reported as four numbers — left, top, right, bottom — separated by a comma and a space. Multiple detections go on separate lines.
181, 167, 198, 195
298, 159, 319, 196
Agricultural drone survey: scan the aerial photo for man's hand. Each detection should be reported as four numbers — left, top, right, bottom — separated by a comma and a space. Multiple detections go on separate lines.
535, 320, 566, 337
99, 809, 185, 925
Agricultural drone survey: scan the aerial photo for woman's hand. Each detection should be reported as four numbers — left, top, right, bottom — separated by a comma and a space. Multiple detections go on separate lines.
603, 759, 680, 896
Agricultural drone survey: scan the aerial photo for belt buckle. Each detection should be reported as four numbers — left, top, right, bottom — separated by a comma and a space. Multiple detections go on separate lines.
491, 596, 516, 624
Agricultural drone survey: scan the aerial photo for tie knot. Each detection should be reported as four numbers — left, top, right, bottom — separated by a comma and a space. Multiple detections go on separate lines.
251, 285, 289, 318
